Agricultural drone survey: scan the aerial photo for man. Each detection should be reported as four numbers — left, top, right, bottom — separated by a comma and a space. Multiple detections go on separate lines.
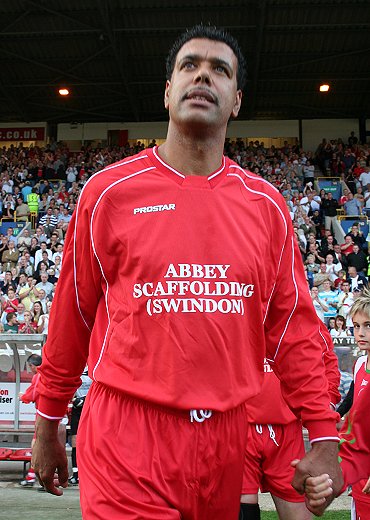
15, 196, 30, 222
340, 234, 354, 257
337, 280, 354, 327
310, 286, 329, 323
347, 244, 368, 274
313, 262, 331, 292
347, 266, 368, 292
321, 192, 338, 235
318, 280, 339, 322
17, 229, 32, 253
15, 302, 26, 324
33, 26, 342, 519
39, 207, 58, 229
344, 192, 362, 216
349, 222, 366, 252
34, 241, 52, 268
34, 273, 53, 298
2, 240, 20, 271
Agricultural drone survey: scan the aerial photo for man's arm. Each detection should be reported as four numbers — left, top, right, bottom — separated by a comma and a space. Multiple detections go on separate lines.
32, 180, 103, 494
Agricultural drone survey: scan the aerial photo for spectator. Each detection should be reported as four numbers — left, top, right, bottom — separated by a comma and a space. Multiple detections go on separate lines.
37, 300, 51, 335
330, 315, 351, 338
31, 300, 44, 323
34, 273, 53, 298
4, 312, 18, 333
53, 256, 62, 278
1, 287, 19, 316
16, 302, 26, 323
318, 280, 339, 321
339, 188, 350, 207
17, 229, 32, 253
321, 192, 339, 235
340, 234, 355, 257
348, 131, 358, 147
299, 215, 315, 239
325, 253, 342, 282
349, 222, 367, 252
39, 208, 58, 237
14, 196, 30, 222
18, 310, 37, 334
337, 281, 354, 326
2, 240, 20, 270
311, 286, 328, 322
347, 244, 368, 274
1, 201, 14, 221
347, 266, 368, 292
344, 192, 362, 216
34, 242, 52, 268
359, 167, 370, 190
0, 270, 17, 293
313, 262, 331, 291
34, 226, 48, 244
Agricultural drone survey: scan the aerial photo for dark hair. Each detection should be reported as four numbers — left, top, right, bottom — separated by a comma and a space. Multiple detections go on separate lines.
27, 354, 42, 366
6, 312, 15, 323
165, 24, 247, 91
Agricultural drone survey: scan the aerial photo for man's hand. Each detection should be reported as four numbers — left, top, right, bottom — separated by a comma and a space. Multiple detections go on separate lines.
32, 415, 68, 495
291, 441, 343, 516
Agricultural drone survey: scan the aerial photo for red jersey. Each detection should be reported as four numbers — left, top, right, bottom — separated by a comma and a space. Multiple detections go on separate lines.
339, 355, 370, 489
245, 325, 340, 425
21, 372, 40, 410
37, 147, 338, 441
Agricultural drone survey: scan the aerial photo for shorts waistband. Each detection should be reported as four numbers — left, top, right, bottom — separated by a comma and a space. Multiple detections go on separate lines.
93, 382, 215, 423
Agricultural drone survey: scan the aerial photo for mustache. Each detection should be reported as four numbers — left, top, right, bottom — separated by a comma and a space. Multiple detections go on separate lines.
181, 88, 219, 106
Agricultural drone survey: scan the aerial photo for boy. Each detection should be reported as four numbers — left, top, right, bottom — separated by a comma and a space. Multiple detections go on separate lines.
304, 291, 370, 518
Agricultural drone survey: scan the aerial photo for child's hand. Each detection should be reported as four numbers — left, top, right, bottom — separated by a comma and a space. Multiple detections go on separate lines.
362, 477, 370, 494
304, 473, 333, 513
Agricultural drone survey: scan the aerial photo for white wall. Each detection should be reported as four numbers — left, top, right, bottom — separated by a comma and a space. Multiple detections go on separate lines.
227, 119, 299, 139
302, 119, 359, 152
56, 118, 363, 151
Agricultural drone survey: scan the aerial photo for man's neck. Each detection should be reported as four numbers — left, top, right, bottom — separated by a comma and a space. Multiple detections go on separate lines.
159, 124, 226, 176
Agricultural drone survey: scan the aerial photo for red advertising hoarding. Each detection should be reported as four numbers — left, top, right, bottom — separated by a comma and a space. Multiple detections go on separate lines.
0, 127, 45, 141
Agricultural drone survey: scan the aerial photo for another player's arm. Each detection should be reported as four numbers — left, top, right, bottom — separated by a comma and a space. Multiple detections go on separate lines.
264, 204, 342, 512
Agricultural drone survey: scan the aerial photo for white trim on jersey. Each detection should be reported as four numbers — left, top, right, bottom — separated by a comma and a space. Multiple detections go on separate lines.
226, 168, 288, 327
153, 146, 185, 179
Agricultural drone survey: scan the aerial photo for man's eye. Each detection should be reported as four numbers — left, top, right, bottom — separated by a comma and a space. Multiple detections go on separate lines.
215, 65, 226, 73
183, 62, 195, 69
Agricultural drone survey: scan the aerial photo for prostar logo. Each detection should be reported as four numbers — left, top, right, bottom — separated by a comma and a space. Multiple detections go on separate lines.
133, 203, 176, 215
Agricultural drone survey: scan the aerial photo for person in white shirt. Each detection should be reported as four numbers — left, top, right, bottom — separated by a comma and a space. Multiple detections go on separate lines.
325, 253, 342, 283
358, 168, 370, 189
311, 286, 328, 322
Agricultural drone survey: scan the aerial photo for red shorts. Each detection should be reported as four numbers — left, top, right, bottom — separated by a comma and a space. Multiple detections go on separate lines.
242, 420, 305, 502
77, 382, 248, 520
352, 480, 370, 519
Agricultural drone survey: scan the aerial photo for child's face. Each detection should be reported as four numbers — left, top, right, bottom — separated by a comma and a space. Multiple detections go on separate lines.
352, 311, 370, 353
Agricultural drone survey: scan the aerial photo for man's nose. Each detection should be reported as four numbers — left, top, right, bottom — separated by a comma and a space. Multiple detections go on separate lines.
194, 64, 211, 84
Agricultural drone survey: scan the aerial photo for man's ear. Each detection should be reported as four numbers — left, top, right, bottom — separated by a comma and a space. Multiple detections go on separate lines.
164, 80, 171, 110
231, 90, 243, 119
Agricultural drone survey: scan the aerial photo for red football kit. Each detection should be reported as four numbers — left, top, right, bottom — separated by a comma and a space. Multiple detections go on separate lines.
243, 325, 340, 502
338, 355, 370, 517
36, 147, 339, 518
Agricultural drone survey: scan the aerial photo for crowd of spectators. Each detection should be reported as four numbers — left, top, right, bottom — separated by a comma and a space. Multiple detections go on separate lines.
0, 134, 369, 336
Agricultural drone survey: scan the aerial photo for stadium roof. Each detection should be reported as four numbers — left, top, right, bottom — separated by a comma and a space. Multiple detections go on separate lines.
1, 0, 369, 124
